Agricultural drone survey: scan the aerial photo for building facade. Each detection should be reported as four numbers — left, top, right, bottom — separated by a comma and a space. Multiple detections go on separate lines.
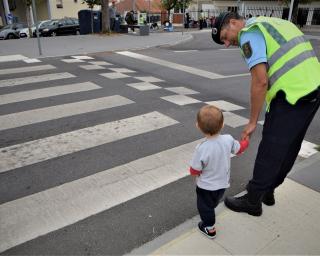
0, 0, 91, 25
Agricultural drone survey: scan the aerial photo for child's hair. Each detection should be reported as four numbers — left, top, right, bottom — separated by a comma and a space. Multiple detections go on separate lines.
197, 105, 224, 136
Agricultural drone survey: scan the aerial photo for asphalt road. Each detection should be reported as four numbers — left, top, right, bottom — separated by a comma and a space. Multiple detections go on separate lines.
1, 31, 319, 255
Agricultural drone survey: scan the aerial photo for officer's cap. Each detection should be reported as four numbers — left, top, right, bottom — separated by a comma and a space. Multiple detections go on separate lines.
211, 12, 231, 45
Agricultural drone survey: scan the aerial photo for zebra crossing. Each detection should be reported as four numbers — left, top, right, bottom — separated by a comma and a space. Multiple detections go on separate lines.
0, 54, 318, 253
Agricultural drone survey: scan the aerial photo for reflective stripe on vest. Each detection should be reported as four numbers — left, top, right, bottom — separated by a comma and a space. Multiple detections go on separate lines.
269, 50, 317, 86
259, 22, 316, 88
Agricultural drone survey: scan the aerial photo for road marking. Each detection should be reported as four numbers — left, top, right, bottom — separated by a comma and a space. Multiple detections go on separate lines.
88, 61, 113, 66
0, 82, 101, 106
23, 58, 41, 63
0, 64, 56, 76
299, 140, 318, 158
62, 59, 85, 63
100, 72, 130, 79
0, 111, 178, 173
127, 82, 162, 91
0, 72, 75, 88
161, 95, 201, 105
71, 55, 94, 60
134, 76, 164, 83
0, 95, 134, 131
0, 54, 28, 63
223, 111, 249, 128
164, 87, 199, 95
205, 100, 245, 111
0, 138, 199, 253
80, 65, 106, 70
109, 68, 136, 73
117, 51, 249, 79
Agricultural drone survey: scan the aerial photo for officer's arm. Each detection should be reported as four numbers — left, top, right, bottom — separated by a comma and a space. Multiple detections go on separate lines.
241, 63, 268, 140
250, 63, 268, 124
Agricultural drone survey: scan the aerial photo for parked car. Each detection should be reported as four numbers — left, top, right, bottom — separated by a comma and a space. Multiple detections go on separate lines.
37, 19, 58, 36
0, 23, 27, 40
19, 20, 51, 38
40, 18, 80, 37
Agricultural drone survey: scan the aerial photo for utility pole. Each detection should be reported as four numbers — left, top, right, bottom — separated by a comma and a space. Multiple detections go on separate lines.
32, 0, 43, 56
288, 0, 295, 21
3, 0, 12, 24
182, 0, 185, 36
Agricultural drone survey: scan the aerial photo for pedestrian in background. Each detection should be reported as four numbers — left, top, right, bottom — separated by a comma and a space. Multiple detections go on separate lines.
109, 1, 117, 31
189, 105, 249, 238
211, 12, 320, 216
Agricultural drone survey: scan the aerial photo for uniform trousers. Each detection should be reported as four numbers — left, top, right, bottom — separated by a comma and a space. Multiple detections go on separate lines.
247, 88, 320, 202
196, 187, 225, 227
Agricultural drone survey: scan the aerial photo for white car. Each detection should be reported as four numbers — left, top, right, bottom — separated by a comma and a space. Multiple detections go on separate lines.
19, 20, 50, 38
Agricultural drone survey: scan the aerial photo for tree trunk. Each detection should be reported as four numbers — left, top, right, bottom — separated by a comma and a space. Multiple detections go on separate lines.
101, 0, 110, 34
291, 0, 299, 25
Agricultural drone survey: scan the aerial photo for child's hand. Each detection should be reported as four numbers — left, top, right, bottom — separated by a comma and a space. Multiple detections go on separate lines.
237, 139, 249, 155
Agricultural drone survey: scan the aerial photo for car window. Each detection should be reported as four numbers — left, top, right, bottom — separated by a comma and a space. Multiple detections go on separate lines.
65, 19, 74, 25
40, 21, 52, 28
58, 20, 66, 25
50, 20, 58, 25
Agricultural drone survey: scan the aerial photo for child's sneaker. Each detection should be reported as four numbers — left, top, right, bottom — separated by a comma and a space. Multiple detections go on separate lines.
198, 222, 216, 239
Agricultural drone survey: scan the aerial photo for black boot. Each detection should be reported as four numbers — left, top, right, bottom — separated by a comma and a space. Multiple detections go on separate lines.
262, 190, 275, 206
224, 194, 262, 216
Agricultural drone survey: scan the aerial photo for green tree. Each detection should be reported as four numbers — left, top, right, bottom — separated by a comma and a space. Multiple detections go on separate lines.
161, 0, 177, 18
82, 0, 101, 9
175, 0, 192, 13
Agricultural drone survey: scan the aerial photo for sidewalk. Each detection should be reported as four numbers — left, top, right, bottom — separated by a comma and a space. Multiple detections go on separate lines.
129, 153, 320, 255
0, 31, 194, 59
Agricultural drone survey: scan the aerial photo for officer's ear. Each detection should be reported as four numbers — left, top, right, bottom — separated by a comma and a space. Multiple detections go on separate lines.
229, 18, 238, 27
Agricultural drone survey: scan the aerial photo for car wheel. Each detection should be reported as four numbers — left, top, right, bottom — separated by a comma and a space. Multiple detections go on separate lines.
7, 34, 15, 39
51, 31, 57, 37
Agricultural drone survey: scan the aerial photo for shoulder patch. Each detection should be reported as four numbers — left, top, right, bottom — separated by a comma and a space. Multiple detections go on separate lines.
242, 41, 252, 59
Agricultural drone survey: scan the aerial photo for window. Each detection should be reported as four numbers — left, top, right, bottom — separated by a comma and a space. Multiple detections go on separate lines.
56, 0, 63, 8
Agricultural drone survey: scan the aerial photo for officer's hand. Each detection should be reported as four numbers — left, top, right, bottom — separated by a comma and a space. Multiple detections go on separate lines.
241, 122, 257, 140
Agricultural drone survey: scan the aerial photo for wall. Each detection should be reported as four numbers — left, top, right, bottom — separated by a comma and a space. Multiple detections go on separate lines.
49, 0, 88, 18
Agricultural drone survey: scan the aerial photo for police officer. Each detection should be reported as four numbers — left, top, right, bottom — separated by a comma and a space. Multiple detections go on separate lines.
211, 12, 320, 216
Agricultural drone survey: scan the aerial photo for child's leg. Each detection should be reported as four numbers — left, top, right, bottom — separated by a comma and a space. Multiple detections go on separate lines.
196, 187, 225, 228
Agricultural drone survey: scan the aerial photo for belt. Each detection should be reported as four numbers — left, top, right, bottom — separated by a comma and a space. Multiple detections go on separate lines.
298, 86, 320, 102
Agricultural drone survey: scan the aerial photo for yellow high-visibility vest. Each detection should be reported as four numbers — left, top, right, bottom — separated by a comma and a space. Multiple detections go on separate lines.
239, 17, 320, 109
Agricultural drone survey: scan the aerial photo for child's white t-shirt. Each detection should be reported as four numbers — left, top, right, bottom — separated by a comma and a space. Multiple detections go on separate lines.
190, 134, 240, 191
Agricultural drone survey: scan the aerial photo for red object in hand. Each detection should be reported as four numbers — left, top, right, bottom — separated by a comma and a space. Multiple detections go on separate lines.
237, 139, 249, 155
189, 167, 202, 176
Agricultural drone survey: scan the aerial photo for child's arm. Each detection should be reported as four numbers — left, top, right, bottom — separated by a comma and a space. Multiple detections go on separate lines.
236, 139, 249, 155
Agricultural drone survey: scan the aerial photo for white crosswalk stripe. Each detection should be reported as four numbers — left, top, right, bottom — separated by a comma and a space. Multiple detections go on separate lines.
0, 64, 56, 76
0, 111, 178, 173
0, 72, 75, 88
0, 95, 133, 131
0, 54, 29, 63
0, 82, 101, 106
